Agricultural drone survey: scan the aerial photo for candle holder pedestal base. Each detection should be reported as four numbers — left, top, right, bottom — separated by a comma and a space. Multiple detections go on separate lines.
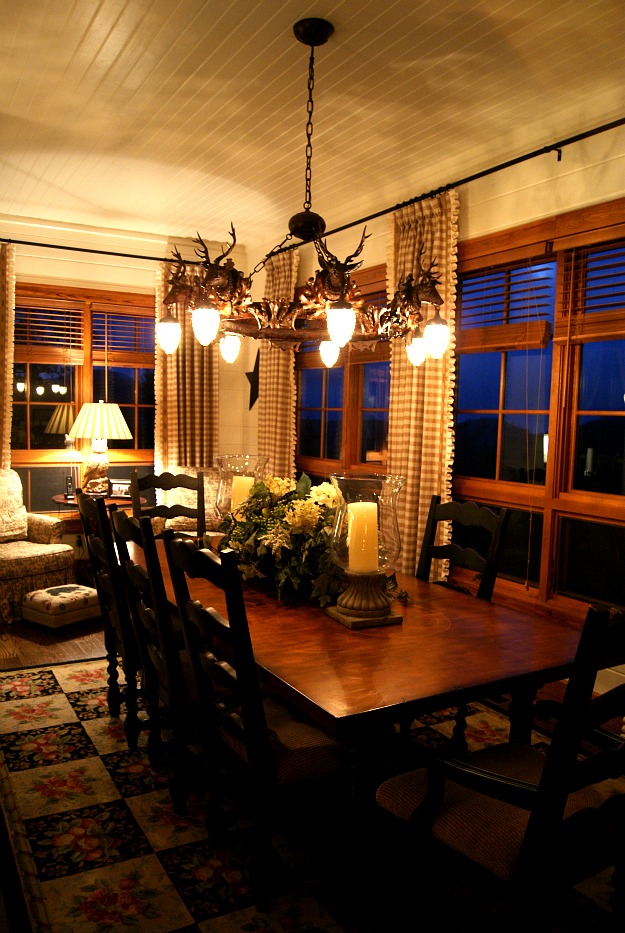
326, 572, 403, 630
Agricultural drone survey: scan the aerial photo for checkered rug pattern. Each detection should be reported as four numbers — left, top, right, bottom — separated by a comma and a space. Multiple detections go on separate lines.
0, 660, 617, 932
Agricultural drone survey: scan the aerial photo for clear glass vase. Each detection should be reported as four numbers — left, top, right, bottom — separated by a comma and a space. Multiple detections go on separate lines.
215, 454, 269, 517
327, 472, 406, 629
329, 473, 406, 574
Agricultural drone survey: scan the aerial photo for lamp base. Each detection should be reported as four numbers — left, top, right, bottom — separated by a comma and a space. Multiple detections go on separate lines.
81, 441, 109, 497
326, 571, 403, 629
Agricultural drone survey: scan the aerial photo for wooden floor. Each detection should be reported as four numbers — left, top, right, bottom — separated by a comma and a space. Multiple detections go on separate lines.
0, 618, 106, 671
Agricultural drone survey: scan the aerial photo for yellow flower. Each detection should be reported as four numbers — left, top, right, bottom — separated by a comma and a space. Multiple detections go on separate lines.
265, 476, 296, 498
286, 499, 321, 534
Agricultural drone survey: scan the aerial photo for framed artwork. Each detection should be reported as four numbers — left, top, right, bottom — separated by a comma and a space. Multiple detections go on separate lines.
109, 479, 131, 499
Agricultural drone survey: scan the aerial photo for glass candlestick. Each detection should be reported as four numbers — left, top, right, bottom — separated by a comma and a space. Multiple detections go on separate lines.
327, 473, 406, 629
215, 454, 269, 518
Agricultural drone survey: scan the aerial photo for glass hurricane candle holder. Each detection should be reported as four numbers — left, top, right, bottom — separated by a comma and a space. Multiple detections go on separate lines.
327, 472, 406, 629
215, 454, 269, 518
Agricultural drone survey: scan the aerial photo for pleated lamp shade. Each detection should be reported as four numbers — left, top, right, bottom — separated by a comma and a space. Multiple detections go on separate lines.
45, 404, 76, 434
68, 400, 133, 441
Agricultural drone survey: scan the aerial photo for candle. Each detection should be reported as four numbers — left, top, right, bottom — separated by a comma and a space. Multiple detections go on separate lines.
347, 502, 379, 573
231, 474, 254, 510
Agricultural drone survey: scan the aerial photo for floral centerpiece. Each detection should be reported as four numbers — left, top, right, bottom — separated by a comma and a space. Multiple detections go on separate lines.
216, 473, 345, 605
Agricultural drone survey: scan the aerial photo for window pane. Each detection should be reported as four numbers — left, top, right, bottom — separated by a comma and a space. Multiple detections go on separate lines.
460, 262, 555, 328
11, 406, 27, 449
360, 412, 388, 463
362, 362, 389, 408
457, 353, 500, 409
299, 369, 323, 408
108, 406, 134, 449
94, 366, 135, 404
13, 363, 26, 400
497, 509, 543, 585
460, 271, 506, 328
455, 414, 498, 478
556, 518, 625, 605
138, 368, 154, 404
137, 409, 155, 449
579, 341, 625, 410
327, 368, 344, 407
31, 406, 58, 449
324, 411, 343, 460
298, 411, 321, 456
573, 415, 625, 494
504, 350, 551, 410
501, 414, 548, 484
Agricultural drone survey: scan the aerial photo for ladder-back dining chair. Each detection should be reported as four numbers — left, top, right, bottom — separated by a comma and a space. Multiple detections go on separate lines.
110, 507, 192, 812
416, 495, 510, 599
162, 531, 349, 907
130, 468, 207, 542
376, 604, 625, 924
412, 495, 511, 749
76, 491, 142, 749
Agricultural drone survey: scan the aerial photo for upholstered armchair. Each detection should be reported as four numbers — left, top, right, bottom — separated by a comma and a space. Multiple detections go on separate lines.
0, 468, 75, 623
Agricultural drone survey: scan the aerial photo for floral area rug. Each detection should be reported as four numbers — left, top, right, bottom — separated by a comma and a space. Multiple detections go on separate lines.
0, 659, 349, 933
0, 659, 620, 932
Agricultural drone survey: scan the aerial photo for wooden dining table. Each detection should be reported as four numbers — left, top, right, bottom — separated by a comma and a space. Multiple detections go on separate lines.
145, 540, 583, 742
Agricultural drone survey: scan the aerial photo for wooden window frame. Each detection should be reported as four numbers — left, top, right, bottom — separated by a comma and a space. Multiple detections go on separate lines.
454, 197, 625, 621
295, 264, 391, 478
12, 283, 155, 469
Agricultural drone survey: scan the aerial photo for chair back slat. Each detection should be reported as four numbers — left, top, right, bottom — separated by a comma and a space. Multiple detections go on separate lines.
131, 469, 206, 541
416, 494, 510, 600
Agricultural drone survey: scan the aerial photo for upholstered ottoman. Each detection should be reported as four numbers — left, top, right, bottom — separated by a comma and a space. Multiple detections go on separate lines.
22, 584, 101, 628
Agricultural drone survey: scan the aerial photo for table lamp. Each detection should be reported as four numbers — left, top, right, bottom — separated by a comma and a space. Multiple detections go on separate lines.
69, 400, 133, 496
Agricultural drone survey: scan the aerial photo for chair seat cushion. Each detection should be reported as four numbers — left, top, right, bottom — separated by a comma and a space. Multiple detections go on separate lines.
376, 743, 611, 880
0, 540, 74, 579
22, 584, 101, 627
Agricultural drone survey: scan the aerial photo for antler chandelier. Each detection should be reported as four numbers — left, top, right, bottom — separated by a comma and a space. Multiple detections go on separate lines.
156, 18, 450, 368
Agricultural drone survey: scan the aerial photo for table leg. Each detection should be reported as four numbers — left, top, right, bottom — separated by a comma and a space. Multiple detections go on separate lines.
508, 683, 539, 743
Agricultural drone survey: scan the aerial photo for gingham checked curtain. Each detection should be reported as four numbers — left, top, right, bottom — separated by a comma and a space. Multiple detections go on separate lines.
257, 249, 299, 479
386, 190, 459, 576
0, 244, 16, 469
154, 262, 219, 473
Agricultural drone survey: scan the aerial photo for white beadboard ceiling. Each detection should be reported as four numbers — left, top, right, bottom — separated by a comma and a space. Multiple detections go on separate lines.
0, 0, 623, 259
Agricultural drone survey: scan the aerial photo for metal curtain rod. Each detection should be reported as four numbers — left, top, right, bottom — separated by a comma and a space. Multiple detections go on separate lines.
1, 118, 623, 263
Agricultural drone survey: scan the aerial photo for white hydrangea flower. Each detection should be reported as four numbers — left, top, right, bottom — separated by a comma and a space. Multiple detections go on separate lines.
309, 482, 338, 507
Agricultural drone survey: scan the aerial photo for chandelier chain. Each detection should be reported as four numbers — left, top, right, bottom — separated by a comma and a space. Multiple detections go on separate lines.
249, 233, 294, 280
304, 46, 315, 211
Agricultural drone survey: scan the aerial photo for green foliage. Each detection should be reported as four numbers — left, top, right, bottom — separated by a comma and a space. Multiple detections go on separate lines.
217, 474, 345, 605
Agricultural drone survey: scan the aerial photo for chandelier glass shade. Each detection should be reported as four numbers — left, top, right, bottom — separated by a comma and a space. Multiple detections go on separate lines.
155, 19, 450, 368
155, 310, 182, 355
191, 306, 221, 346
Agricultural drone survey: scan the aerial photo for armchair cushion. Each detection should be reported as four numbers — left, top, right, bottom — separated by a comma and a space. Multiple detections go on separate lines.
0, 468, 75, 622
27, 512, 65, 545
0, 469, 28, 542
